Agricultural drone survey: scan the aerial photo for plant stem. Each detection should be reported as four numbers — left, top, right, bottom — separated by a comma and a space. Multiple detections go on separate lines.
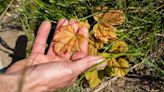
79, 10, 107, 21
76, 52, 144, 84
0, 0, 15, 19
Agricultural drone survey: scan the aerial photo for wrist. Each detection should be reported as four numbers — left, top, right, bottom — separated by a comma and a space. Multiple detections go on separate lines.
0, 74, 21, 92
18, 68, 48, 92
0, 72, 42, 92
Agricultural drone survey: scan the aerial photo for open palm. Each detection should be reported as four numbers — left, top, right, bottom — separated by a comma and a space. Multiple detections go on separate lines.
6, 19, 89, 73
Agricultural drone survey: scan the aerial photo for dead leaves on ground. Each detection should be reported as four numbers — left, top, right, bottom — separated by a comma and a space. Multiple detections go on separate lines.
110, 40, 128, 53
94, 10, 125, 26
93, 23, 117, 42
85, 8, 128, 88
93, 9, 125, 42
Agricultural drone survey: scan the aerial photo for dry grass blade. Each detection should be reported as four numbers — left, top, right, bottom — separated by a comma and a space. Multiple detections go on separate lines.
93, 77, 118, 92
0, 0, 15, 20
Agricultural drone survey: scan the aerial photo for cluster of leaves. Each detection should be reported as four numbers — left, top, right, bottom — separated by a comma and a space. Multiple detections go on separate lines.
85, 8, 129, 88
53, 6, 130, 88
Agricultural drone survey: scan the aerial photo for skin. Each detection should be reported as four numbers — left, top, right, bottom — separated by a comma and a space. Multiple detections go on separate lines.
0, 19, 104, 92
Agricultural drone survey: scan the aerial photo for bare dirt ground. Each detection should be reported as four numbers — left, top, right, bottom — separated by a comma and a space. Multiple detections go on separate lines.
0, 11, 164, 92
0, 17, 24, 69
0, 30, 23, 68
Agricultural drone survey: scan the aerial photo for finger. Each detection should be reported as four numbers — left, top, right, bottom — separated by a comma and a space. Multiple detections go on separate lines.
78, 27, 89, 53
31, 21, 51, 56
71, 27, 89, 60
56, 18, 69, 30
47, 19, 68, 58
70, 56, 104, 76
71, 51, 87, 61
69, 19, 78, 33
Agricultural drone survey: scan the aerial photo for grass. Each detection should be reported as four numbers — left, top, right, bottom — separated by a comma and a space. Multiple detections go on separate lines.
21, 0, 164, 90
0, 0, 164, 91
19, 0, 163, 74
0, 0, 10, 15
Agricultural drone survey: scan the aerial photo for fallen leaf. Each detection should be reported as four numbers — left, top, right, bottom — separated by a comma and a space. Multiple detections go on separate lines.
88, 39, 98, 55
53, 24, 86, 55
109, 40, 128, 53
108, 58, 119, 68
93, 23, 117, 42
94, 10, 125, 26
95, 41, 104, 49
108, 58, 129, 77
94, 6, 108, 21
118, 58, 129, 74
85, 70, 101, 88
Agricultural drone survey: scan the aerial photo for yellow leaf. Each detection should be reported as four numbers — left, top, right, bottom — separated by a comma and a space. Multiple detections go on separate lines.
94, 10, 125, 26
88, 36, 105, 55
88, 39, 98, 55
118, 58, 129, 74
77, 20, 90, 29
108, 58, 119, 68
93, 23, 117, 42
113, 58, 129, 77
109, 40, 128, 53
53, 24, 86, 55
93, 6, 108, 21
108, 58, 129, 77
95, 41, 104, 49
85, 70, 101, 88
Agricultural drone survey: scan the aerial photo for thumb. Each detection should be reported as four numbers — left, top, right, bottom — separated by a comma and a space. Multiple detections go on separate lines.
70, 56, 104, 76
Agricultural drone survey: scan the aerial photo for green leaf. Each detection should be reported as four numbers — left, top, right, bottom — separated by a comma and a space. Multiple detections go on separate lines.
85, 70, 101, 88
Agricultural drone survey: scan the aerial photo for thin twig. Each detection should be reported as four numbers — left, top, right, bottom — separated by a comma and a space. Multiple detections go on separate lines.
93, 77, 118, 92
0, 0, 15, 20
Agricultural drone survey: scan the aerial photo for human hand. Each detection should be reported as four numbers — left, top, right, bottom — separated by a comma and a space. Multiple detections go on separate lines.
6, 19, 90, 73
5, 19, 104, 92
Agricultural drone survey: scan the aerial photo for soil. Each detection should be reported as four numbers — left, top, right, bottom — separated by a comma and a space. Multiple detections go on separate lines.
0, 25, 24, 69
